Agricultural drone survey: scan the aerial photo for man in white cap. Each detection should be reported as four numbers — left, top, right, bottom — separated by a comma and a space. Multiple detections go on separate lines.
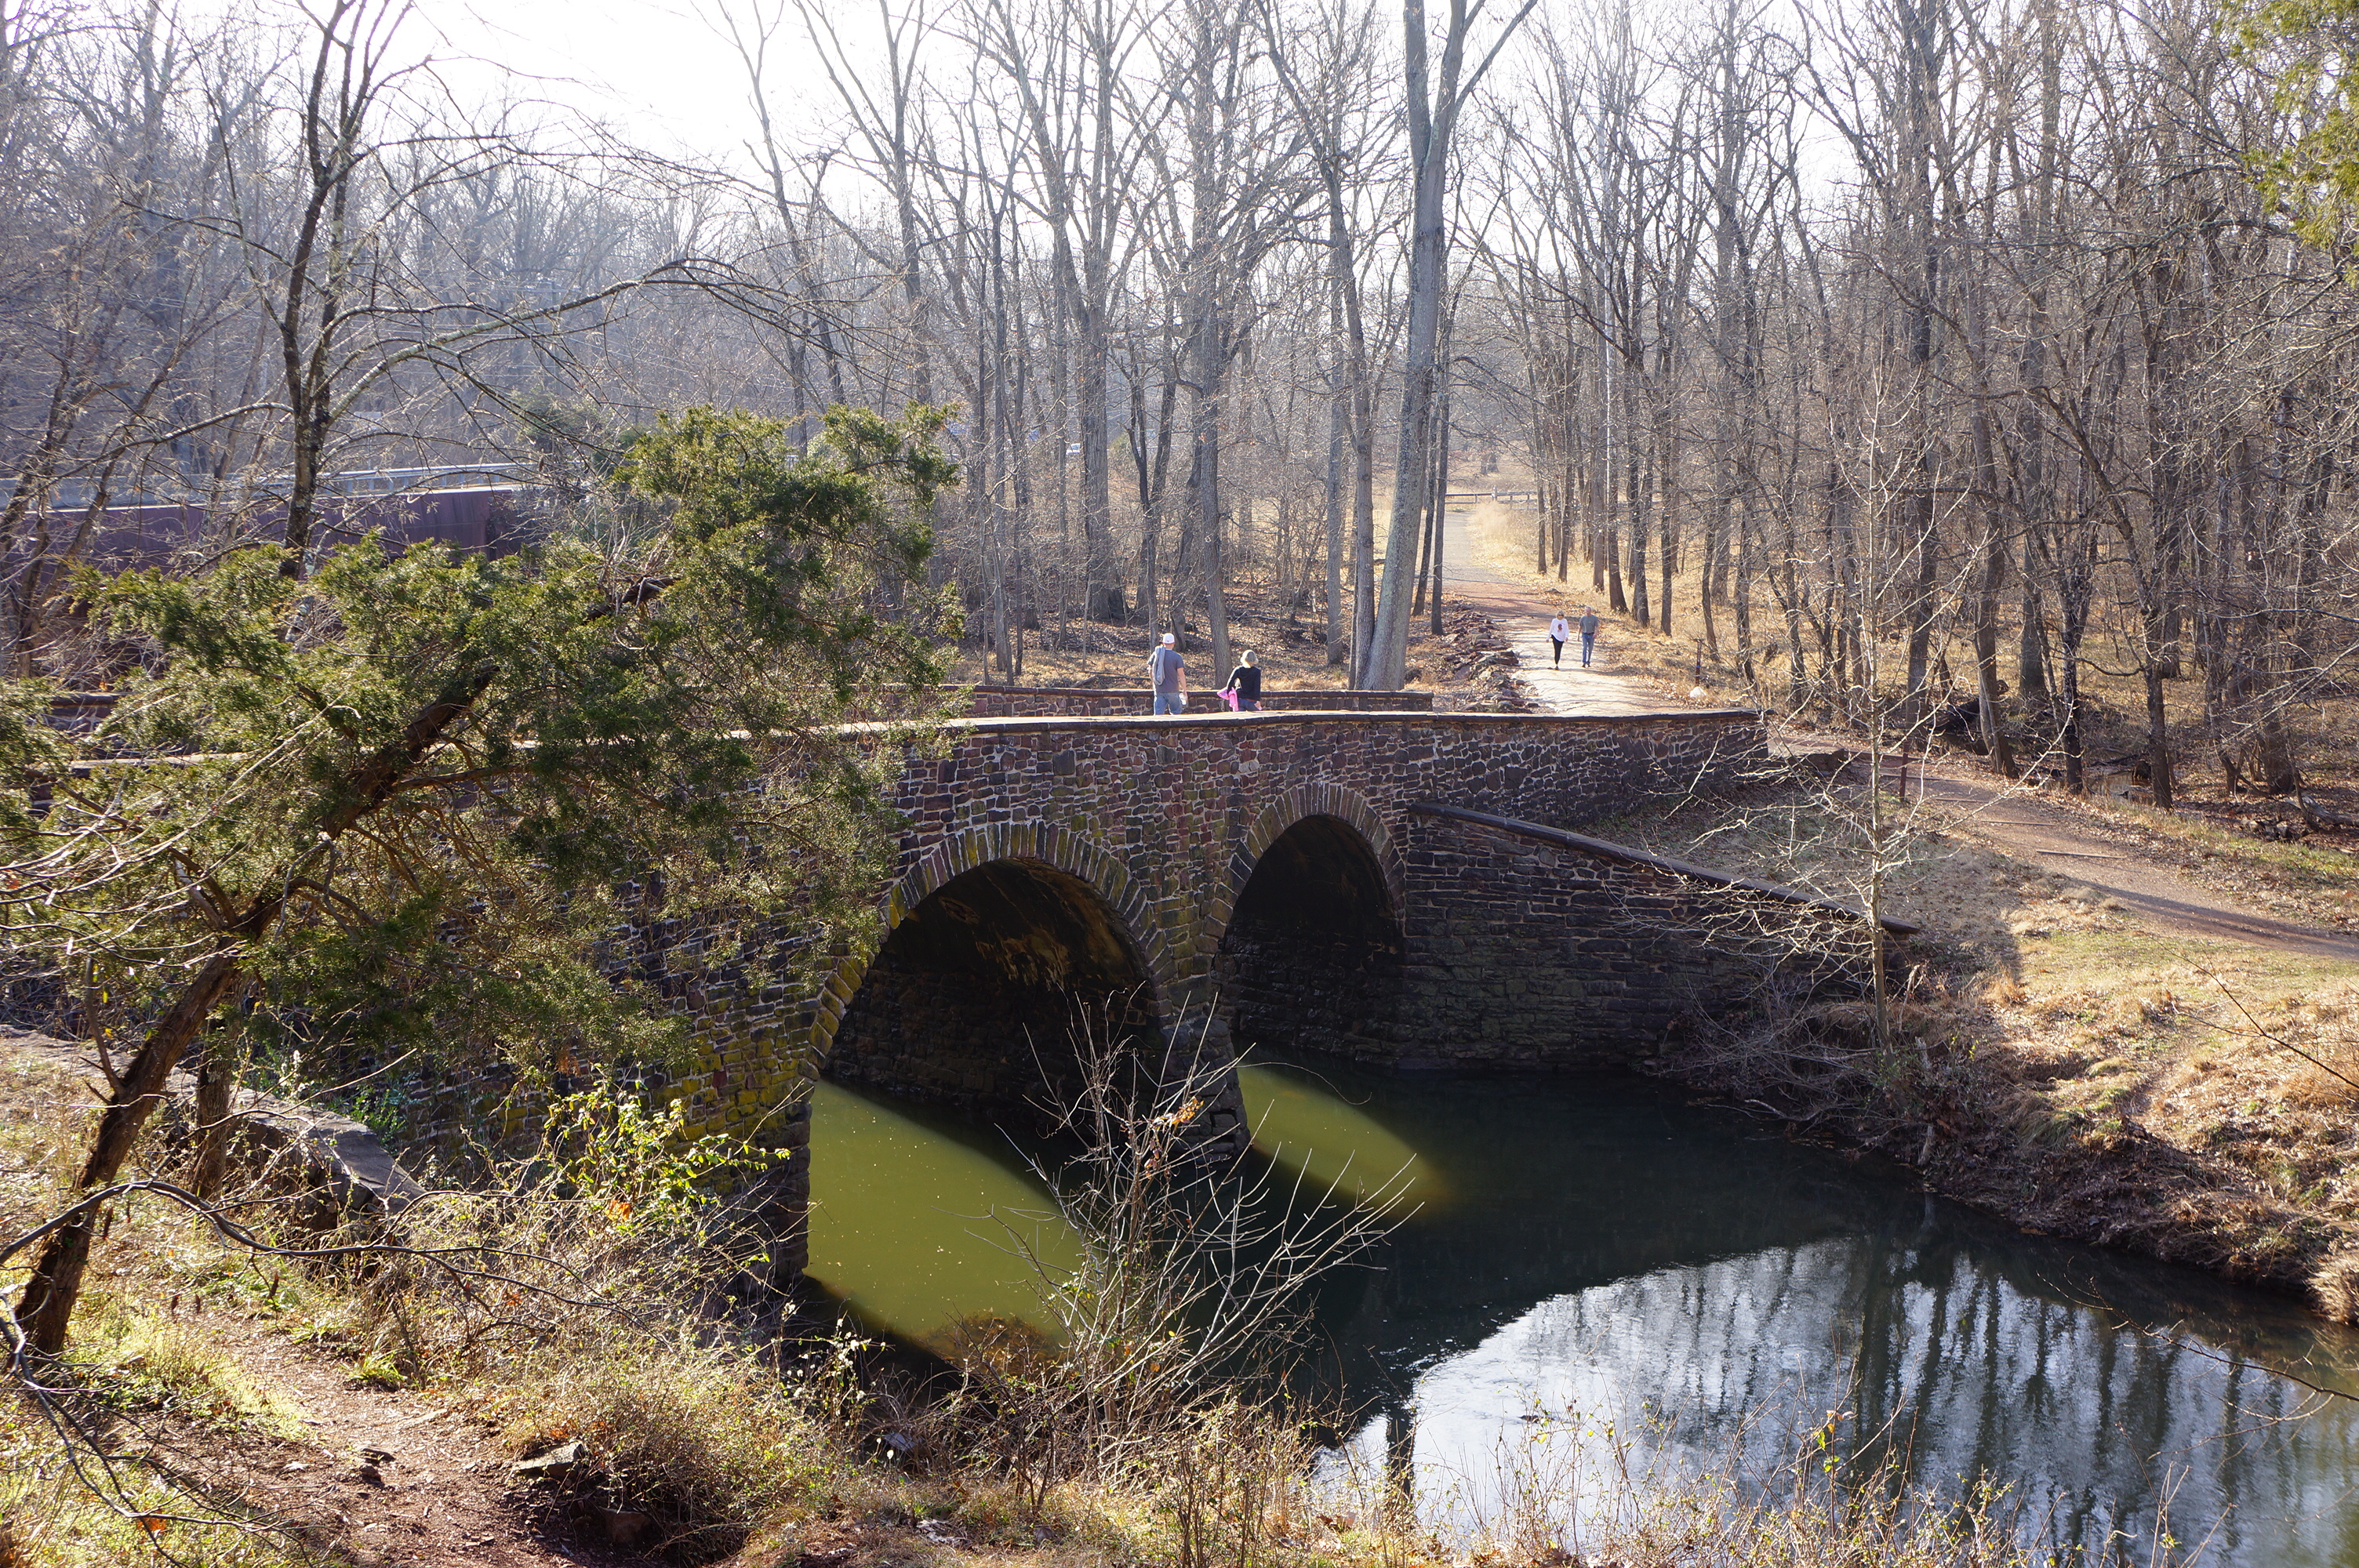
1148, 631, 1187, 715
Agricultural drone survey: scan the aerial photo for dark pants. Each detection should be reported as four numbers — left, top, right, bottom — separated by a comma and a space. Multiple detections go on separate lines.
1550, 636, 1565, 667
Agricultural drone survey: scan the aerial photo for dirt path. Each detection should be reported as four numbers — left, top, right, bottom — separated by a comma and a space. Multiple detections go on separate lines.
1431, 501, 2359, 966
0, 1028, 650, 1568
160, 1328, 625, 1568
1437, 503, 1703, 717
1911, 761, 2359, 964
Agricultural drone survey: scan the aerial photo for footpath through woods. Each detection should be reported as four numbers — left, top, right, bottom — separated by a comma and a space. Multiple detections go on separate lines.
1435, 505, 1704, 717
1438, 501, 2359, 964
1915, 764, 2359, 963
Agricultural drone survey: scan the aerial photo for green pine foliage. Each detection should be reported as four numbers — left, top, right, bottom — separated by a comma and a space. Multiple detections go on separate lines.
3, 403, 960, 1110
2241, 0, 2359, 238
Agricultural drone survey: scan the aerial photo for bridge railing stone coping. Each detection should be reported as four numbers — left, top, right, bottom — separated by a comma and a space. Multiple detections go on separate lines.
921, 707, 1766, 739
966, 685, 1434, 717
1408, 802, 1921, 935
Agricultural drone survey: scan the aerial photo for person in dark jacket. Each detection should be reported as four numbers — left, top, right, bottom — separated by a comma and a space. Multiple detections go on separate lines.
1222, 650, 1263, 711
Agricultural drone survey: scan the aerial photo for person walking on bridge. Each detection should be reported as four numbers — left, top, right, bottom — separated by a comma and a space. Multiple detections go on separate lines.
1149, 632, 1187, 715
1577, 607, 1600, 667
1223, 649, 1263, 711
1548, 612, 1570, 667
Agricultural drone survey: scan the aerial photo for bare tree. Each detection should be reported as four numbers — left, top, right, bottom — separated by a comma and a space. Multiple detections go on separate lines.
1364, 0, 1536, 689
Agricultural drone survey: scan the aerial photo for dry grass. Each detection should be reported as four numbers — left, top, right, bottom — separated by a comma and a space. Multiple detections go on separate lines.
70, 1296, 312, 1439
2059, 791, 2359, 934
489, 1333, 872, 1563
0, 1429, 347, 1568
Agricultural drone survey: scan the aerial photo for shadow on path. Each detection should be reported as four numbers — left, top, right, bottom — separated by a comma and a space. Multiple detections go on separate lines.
1916, 764, 2359, 964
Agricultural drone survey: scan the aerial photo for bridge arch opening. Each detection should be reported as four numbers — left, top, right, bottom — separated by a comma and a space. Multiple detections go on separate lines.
1221, 814, 1404, 1059
824, 857, 1161, 1127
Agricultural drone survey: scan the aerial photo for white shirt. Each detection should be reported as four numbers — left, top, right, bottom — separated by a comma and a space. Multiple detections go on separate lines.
1550, 616, 1570, 641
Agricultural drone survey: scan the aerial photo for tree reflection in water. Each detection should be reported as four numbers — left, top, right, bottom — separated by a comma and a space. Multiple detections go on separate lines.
1264, 1062, 2359, 1567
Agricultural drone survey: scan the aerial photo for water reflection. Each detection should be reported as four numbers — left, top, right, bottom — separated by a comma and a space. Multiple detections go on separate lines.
804, 1080, 1078, 1350
809, 1058, 2359, 1564
1241, 1062, 1448, 1211
1294, 1060, 2359, 1566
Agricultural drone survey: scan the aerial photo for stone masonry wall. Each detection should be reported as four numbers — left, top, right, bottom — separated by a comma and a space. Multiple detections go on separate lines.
1388, 814, 1750, 1070
859, 709, 1766, 1054
625, 708, 1768, 1280
1382, 805, 1891, 1072
671, 710, 1767, 1124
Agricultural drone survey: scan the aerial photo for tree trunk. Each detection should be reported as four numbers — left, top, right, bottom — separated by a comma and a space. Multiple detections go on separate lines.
1366, 0, 1529, 686
1972, 523, 2016, 778
1325, 350, 1347, 665
17, 951, 249, 1356
1429, 391, 1452, 634
19, 598, 500, 1355
189, 1018, 245, 1201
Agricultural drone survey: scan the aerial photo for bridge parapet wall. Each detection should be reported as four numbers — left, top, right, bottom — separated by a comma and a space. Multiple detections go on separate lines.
965, 686, 1435, 717
876, 710, 1764, 1002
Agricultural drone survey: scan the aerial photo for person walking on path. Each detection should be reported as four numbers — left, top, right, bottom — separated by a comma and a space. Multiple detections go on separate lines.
1548, 612, 1571, 667
1149, 632, 1187, 715
1577, 608, 1600, 667
1223, 649, 1263, 711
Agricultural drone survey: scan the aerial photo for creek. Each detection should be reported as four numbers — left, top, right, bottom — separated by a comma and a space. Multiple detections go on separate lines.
804, 1059, 2359, 1566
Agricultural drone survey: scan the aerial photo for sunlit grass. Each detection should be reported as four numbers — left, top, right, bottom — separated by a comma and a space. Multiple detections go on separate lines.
0, 1432, 341, 1568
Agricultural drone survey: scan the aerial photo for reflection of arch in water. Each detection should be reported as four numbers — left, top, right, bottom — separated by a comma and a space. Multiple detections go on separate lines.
822, 826, 1166, 1127
1218, 786, 1406, 1060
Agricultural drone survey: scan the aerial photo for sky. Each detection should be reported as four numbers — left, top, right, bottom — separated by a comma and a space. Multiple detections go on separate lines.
419, 0, 831, 170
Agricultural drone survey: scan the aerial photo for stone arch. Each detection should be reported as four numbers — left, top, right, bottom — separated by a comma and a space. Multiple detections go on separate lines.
1217, 782, 1405, 945
812, 823, 1171, 1125
1217, 784, 1408, 1061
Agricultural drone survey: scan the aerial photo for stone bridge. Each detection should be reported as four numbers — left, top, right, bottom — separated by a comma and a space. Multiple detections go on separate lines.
630, 706, 1885, 1277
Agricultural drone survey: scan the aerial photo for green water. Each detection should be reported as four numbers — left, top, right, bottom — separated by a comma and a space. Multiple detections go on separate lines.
803, 1080, 1081, 1352
1237, 1062, 1450, 1212
810, 1060, 2359, 1564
